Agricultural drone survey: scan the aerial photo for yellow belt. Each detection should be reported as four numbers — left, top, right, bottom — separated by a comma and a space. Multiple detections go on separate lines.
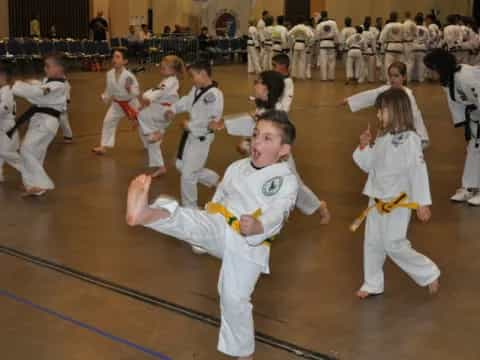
205, 202, 272, 247
350, 193, 419, 232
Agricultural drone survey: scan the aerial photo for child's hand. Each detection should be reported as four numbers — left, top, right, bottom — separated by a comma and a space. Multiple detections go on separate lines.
208, 119, 224, 131
164, 109, 175, 121
359, 124, 372, 149
140, 97, 151, 109
181, 119, 190, 130
416, 206, 431, 223
239, 215, 264, 236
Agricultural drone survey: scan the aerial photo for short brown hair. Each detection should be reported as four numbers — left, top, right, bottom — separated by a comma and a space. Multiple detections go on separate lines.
388, 61, 407, 78
257, 110, 296, 145
375, 88, 415, 135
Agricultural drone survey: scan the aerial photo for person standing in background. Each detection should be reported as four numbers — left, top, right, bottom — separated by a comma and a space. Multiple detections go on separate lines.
30, 14, 41, 38
90, 11, 109, 41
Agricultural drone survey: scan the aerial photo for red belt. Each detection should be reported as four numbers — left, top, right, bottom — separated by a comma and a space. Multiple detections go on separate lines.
114, 100, 138, 127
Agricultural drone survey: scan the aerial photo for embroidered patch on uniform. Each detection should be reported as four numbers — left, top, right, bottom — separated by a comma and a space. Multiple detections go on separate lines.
457, 88, 468, 102
324, 25, 331, 33
392, 132, 410, 147
204, 92, 216, 104
262, 177, 283, 196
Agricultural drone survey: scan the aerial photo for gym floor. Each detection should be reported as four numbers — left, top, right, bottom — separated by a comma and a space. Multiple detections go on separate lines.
0, 64, 479, 360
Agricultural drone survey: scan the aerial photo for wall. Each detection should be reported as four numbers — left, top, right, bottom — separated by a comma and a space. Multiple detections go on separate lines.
0, 0, 9, 37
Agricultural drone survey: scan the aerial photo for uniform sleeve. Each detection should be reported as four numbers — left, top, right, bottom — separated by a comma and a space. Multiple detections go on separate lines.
347, 86, 386, 112
407, 89, 429, 143
13, 81, 64, 104
0, 89, 13, 118
444, 88, 467, 126
280, 80, 294, 113
148, 78, 178, 103
407, 139, 432, 206
353, 146, 374, 173
245, 176, 299, 246
172, 87, 194, 114
102, 73, 113, 102
128, 74, 140, 97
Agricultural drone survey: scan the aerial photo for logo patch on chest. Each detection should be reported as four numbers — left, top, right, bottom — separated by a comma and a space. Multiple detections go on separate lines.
262, 176, 283, 196
203, 93, 216, 104
392, 132, 410, 147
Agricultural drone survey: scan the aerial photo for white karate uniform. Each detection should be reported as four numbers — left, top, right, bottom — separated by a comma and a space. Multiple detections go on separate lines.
443, 65, 480, 189
271, 24, 289, 54
347, 84, 430, 146
316, 20, 339, 80
289, 24, 315, 80
403, 19, 417, 82
444, 24, 465, 64
257, 19, 267, 70
138, 76, 179, 168
353, 131, 440, 294
362, 29, 377, 83
340, 26, 357, 58
13, 79, 67, 190
247, 26, 262, 74
171, 84, 223, 208
370, 26, 385, 81
346, 33, 366, 82
100, 68, 142, 148
262, 26, 274, 71
411, 26, 430, 83
59, 80, 73, 139
0, 85, 22, 181
460, 26, 478, 65
144, 158, 298, 357
380, 22, 405, 80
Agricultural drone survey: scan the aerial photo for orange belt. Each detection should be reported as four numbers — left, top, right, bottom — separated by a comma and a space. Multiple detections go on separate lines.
114, 100, 138, 126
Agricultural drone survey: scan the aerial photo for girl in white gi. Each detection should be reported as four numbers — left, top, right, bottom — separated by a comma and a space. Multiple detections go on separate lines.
352, 88, 440, 299
0, 66, 22, 182
92, 49, 141, 155
424, 49, 480, 206
59, 78, 73, 143
288, 17, 315, 80
343, 61, 430, 148
345, 28, 366, 84
247, 20, 262, 74
164, 61, 224, 211
127, 111, 299, 360
138, 55, 184, 178
12, 54, 67, 196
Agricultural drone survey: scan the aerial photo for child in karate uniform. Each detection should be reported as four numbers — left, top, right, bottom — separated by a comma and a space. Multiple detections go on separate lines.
138, 55, 184, 178
247, 20, 262, 74
345, 28, 366, 84
164, 61, 224, 211
424, 49, 480, 205
352, 88, 440, 299
0, 65, 22, 182
343, 61, 430, 148
11, 54, 67, 196
92, 49, 141, 155
127, 110, 299, 360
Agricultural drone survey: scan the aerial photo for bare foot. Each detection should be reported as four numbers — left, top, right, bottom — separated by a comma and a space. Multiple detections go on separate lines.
148, 131, 163, 144
238, 356, 254, 360
22, 187, 47, 197
319, 201, 331, 225
151, 166, 167, 178
92, 146, 106, 155
126, 174, 152, 226
356, 290, 383, 299
428, 279, 440, 295
63, 137, 73, 144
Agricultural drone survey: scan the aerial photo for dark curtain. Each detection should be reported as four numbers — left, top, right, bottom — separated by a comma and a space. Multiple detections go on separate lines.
284, 0, 310, 23
474, 0, 480, 26
8, 0, 90, 38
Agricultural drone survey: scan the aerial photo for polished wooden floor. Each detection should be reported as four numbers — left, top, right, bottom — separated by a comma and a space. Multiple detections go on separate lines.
0, 63, 479, 360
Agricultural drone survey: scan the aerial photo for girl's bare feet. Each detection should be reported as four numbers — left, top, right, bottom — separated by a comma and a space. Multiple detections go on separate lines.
22, 187, 47, 197
428, 279, 440, 295
319, 201, 331, 225
356, 290, 383, 299
148, 131, 163, 144
92, 146, 106, 155
151, 166, 167, 178
126, 174, 152, 226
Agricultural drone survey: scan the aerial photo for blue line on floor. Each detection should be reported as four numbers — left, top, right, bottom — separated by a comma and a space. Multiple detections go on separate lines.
0, 288, 172, 360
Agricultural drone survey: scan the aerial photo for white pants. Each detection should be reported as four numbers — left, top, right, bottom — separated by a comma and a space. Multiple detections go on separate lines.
361, 201, 440, 294
288, 156, 321, 215
404, 43, 415, 82
101, 100, 141, 148
377, 53, 386, 82
59, 112, 73, 138
384, 52, 405, 81
0, 131, 22, 179
20, 114, 59, 190
411, 50, 427, 82
138, 104, 171, 168
247, 46, 262, 74
176, 132, 219, 208
318, 48, 336, 80
462, 138, 480, 189
291, 49, 307, 80
262, 46, 273, 71
363, 54, 376, 83
346, 49, 364, 82
145, 205, 262, 357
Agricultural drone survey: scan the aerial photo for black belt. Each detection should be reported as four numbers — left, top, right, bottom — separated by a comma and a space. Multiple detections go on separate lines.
176, 131, 212, 160
7, 106, 61, 138
295, 40, 306, 43
461, 104, 480, 148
